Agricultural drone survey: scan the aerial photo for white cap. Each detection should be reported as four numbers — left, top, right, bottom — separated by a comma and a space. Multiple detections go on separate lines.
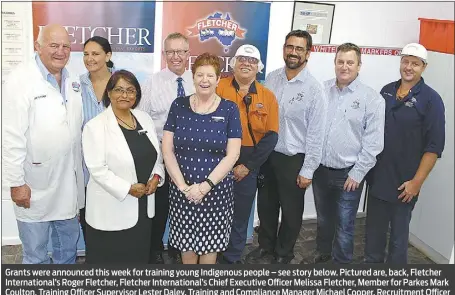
229, 44, 264, 73
401, 43, 428, 63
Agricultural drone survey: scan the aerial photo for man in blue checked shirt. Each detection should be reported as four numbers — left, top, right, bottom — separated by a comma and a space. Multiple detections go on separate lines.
364, 43, 445, 264
245, 30, 328, 264
302, 43, 385, 264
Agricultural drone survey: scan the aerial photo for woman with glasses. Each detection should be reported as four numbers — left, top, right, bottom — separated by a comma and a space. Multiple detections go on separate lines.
79, 36, 115, 241
82, 70, 165, 264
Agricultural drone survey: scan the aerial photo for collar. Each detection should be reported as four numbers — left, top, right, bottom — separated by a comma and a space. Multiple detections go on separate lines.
280, 66, 308, 82
394, 77, 425, 95
165, 67, 192, 83
35, 53, 69, 82
331, 75, 361, 92
80, 67, 116, 85
231, 76, 258, 94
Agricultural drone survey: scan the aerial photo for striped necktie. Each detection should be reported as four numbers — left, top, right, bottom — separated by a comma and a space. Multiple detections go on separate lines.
176, 77, 185, 97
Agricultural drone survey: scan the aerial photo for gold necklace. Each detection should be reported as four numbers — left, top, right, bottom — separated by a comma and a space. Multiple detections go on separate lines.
192, 95, 217, 114
116, 113, 136, 129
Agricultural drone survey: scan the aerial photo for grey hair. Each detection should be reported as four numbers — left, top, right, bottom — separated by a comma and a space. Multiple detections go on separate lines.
162, 32, 189, 51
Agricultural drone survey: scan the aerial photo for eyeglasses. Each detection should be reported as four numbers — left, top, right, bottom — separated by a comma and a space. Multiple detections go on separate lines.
284, 44, 307, 54
236, 56, 259, 64
112, 87, 137, 97
165, 50, 189, 57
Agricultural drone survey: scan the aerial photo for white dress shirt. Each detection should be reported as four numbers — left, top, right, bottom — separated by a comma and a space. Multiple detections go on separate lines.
322, 77, 385, 183
265, 67, 327, 179
138, 68, 195, 141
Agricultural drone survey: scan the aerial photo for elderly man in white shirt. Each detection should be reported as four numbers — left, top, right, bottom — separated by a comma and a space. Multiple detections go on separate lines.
303, 43, 385, 264
138, 32, 195, 264
2, 24, 84, 264
246, 30, 327, 264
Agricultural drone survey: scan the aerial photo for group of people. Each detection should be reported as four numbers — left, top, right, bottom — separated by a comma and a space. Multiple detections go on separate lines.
2, 23, 445, 265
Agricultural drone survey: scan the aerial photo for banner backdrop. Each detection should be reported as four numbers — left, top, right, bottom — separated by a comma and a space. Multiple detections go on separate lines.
32, 1, 156, 83
162, 1, 271, 82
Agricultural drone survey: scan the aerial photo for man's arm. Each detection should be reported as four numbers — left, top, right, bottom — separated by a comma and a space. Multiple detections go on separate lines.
2, 70, 32, 207
244, 93, 279, 171
299, 86, 328, 180
348, 96, 386, 183
398, 93, 445, 202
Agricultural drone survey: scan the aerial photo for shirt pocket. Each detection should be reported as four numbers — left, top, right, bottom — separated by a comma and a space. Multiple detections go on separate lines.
24, 160, 53, 191
249, 107, 268, 134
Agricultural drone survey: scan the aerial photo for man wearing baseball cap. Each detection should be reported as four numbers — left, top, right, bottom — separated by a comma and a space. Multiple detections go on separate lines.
216, 44, 279, 264
364, 43, 445, 263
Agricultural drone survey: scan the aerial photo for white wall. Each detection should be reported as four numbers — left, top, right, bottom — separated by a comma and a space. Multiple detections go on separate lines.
266, 1, 455, 74
409, 52, 454, 263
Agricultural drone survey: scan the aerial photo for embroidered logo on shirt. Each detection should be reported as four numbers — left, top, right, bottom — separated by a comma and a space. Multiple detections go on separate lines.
383, 92, 393, 97
72, 82, 81, 92
34, 94, 46, 100
404, 97, 417, 107
256, 103, 264, 109
289, 92, 304, 104
351, 100, 360, 109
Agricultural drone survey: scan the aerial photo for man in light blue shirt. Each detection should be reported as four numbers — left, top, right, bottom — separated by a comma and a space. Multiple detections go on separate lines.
304, 43, 385, 264
246, 30, 327, 264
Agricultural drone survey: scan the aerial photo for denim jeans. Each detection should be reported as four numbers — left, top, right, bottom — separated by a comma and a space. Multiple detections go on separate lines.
364, 194, 415, 264
223, 169, 258, 263
17, 217, 80, 264
312, 165, 364, 263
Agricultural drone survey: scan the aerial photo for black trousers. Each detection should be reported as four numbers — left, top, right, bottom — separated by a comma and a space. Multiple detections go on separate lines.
150, 171, 179, 257
364, 194, 415, 264
257, 151, 306, 258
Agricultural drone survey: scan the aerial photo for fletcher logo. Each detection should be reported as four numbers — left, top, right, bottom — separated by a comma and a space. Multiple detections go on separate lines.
187, 12, 246, 49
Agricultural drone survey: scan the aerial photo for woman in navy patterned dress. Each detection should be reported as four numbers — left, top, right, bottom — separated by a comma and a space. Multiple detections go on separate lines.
162, 53, 242, 264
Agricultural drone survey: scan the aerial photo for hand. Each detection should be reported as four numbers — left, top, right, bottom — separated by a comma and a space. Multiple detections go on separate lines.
398, 179, 422, 203
185, 184, 205, 204
129, 183, 146, 198
296, 176, 312, 189
11, 184, 31, 208
145, 176, 160, 195
233, 164, 250, 182
343, 177, 360, 192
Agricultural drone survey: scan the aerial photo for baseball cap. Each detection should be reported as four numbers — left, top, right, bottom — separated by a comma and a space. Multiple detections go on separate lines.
401, 43, 428, 63
230, 44, 265, 73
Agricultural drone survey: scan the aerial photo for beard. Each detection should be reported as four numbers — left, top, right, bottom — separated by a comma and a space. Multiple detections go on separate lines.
284, 54, 305, 69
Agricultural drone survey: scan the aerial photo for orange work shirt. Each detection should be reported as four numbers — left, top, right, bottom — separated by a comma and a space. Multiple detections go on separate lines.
216, 76, 279, 147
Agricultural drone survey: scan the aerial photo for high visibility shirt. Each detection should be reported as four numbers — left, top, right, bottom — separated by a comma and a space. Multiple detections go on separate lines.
216, 76, 279, 171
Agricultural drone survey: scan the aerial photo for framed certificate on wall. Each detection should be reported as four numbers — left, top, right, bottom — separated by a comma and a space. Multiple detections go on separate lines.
291, 1, 335, 44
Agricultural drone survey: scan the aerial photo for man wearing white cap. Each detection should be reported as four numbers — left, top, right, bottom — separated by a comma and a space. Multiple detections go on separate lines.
216, 44, 279, 264
364, 43, 445, 263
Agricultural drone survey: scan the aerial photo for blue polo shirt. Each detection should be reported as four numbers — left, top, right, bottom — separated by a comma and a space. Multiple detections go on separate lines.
367, 78, 445, 203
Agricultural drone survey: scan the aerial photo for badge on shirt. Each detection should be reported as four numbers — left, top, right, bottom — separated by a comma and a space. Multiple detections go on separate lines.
351, 100, 360, 109
405, 97, 417, 108
34, 94, 46, 100
256, 103, 264, 109
72, 82, 81, 92
212, 116, 225, 123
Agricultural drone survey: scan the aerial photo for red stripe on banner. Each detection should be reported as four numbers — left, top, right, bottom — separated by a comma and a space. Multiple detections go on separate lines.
311, 45, 402, 56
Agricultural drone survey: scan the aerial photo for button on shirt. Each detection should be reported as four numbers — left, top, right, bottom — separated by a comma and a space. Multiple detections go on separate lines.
138, 68, 195, 141
265, 67, 328, 179
368, 78, 445, 202
35, 54, 68, 103
321, 77, 385, 183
